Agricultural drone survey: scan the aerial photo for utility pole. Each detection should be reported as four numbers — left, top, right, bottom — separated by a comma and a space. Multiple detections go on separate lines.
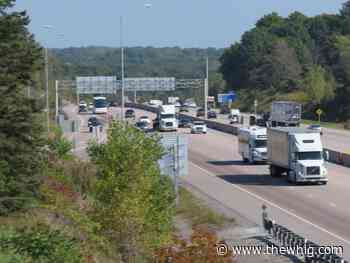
204, 57, 209, 120
45, 47, 50, 133
173, 138, 180, 206
120, 16, 125, 121
55, 80, 59, 123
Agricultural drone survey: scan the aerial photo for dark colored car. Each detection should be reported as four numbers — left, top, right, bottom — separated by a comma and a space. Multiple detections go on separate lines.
79, 105, 87, 113
178, 118, 192, 128
135, 121, 152, 132
109, 101, 118, 107
88, 117, 102, 132
125, 109, 135, 119
207, 110, 217, 119
220, 105, 230, 114
196, 108, 205, 117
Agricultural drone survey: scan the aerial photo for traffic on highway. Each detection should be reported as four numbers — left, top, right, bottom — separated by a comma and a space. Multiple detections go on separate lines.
4, 1, 350, 261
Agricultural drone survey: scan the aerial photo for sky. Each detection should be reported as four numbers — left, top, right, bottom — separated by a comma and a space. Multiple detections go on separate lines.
14, 0, 346, 49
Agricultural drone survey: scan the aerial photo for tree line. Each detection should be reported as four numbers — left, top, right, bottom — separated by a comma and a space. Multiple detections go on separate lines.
220, 1, 350, 121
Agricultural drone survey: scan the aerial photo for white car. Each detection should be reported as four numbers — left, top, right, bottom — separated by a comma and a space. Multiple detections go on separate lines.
308, 124, 323, 135
79, 101, 87, 107
175, 101, 182, 107
139, 116, 151, 125
191, 121, 207, 134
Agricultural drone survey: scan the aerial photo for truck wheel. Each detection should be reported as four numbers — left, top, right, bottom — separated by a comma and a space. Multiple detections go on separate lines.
287, 171, 295, 183
270, 166, 277, 177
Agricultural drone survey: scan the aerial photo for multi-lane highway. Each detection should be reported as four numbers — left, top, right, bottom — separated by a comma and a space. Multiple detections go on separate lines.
128, 106, 350, 259
64, 104, 350, 259
182, 108, 350, 154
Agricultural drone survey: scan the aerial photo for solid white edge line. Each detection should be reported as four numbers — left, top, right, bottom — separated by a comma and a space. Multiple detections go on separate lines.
189, 161, 350, 246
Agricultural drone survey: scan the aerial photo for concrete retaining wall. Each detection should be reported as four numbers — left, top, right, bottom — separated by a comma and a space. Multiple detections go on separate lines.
126, 103, 350, 168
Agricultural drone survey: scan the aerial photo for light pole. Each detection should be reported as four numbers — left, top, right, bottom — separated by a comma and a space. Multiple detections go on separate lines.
44, 46, 50, 133
55, 80, 59, 123
120, 16, 125, 121
43, 25, 54, 133
204, 57, 209, 120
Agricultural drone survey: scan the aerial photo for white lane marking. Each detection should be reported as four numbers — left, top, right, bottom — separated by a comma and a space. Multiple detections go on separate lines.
330, 202, 337, 208
190, 161, 350, 245
307, 194, 313, 198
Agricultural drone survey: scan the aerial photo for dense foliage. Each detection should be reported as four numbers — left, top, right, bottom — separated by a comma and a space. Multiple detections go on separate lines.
0, 225, 83, 263
155, 227, 235, 263
88, 122, 175, 262
0, 0, 44, 214
51, 46, 223, 80
220, 2, 350, 121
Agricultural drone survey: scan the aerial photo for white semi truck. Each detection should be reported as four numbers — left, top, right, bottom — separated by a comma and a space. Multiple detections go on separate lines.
238, 127, 268, 163
155, 104, 178, 131
267, 127, 328, 184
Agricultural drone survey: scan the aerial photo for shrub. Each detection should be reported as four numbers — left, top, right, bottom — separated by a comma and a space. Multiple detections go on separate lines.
48, 126, 73, 160
155, 226, 235, 263
88, 121, 175, 262
0, 224, 83, 263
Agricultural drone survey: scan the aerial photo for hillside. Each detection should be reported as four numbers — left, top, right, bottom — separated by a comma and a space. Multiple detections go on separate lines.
51, 46, 224, 79
220, 1, 350, 121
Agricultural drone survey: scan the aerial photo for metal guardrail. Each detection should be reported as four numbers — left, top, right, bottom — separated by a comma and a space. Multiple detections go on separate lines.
125, 103, 350, 169
261, 206, 347, 263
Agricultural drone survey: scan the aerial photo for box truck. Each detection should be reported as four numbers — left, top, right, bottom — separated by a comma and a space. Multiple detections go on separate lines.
270, 101, 301, 127
267, 127, 328, 184
238, 127, 268, 163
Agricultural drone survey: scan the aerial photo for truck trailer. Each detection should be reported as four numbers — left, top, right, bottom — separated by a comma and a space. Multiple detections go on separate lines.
267, 127, 328, 184
270, 101, 301, 127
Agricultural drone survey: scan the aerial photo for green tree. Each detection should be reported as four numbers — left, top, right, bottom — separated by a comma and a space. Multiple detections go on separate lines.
209, 72, 226, 98
0, 2, 44, 214
88, 122, 175, 262
303, 65, 335, 105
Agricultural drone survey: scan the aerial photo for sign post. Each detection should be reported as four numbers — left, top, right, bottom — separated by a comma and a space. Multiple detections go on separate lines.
316, 109, 323, 124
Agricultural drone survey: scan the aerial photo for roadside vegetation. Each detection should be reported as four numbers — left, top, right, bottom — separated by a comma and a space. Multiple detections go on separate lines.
177, 187, 235, 229
220, 1, 350, 123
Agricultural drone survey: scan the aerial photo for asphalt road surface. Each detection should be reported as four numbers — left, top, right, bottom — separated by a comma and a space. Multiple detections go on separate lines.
129, 106, 350, 260
182, 108, 350, 154
64, 104, 350, 259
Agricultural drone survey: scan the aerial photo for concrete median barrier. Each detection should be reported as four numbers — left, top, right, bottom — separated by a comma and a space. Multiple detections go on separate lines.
127, 103, 350, 168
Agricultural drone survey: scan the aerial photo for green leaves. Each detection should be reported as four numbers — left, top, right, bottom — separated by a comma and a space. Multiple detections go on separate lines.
0, 2, 44, 214
220, 3, 350, 120
0, 225, 83, 263
88, 122, 175, 261
303, 65, 335, 105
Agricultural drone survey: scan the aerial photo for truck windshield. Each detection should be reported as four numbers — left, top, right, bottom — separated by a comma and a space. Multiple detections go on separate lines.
297, 151, 322, 160
254, 140, 267, 148
161, 114, 175, 119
